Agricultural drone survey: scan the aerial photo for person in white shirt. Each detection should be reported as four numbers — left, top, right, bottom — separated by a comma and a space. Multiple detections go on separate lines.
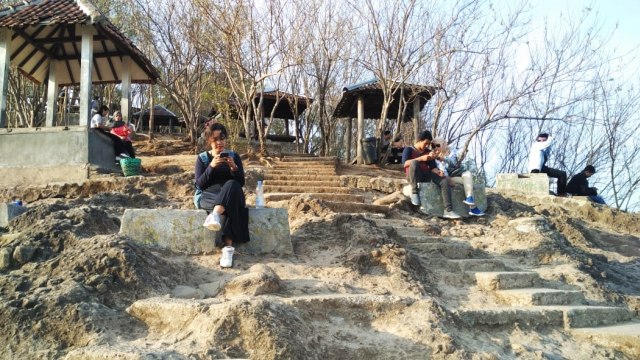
90, 106, 131, 162
527, 133, 567, 196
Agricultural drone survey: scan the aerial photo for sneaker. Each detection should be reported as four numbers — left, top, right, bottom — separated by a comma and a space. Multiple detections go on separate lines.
204, 212, 222, 231
443, 210, 462, 219
463, 196, 475, 206
468, 207, 485, 217
410, 193, 420, 206
119, 153, 131, 158
220, 246, 234, 268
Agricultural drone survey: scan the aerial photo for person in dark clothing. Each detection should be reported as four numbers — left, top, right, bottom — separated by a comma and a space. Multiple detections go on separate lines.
567, 165, 606, 205
402, 130, 461, 219
194, 122, 249, 258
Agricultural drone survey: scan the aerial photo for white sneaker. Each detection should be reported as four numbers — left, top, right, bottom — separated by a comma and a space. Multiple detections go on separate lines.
443, 210, 462, 219
204, 213, 223, 231
410, 193, 420, 206
220, 246, 234, 268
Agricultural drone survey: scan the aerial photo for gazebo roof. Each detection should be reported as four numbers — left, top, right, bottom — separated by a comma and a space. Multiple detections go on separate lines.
0, 0, 159, 85
254, 90, 313, 120
333, 78, 436, 121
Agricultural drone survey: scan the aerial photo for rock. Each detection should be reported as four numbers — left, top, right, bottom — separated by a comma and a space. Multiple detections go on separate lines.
0, 247, 12, 269
171, 285, 205, 299
12, 246, 35, 264
508, 216, 551, 233
373, 191, 406, 206
222, 264, 282, 297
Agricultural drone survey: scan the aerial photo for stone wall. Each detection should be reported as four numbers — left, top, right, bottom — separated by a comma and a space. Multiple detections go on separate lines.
496, 173, 549, 195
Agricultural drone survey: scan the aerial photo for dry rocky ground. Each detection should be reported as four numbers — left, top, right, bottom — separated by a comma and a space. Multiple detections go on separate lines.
0, 137, 639, 359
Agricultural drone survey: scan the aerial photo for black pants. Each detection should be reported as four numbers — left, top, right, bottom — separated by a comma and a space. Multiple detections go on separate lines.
101, 131, 135, 158
542, 166, 567, 195
407, 160, 452, 211
200, 179, 250, 245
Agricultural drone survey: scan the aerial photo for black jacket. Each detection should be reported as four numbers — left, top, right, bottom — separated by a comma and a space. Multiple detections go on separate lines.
566, 172, 597, 196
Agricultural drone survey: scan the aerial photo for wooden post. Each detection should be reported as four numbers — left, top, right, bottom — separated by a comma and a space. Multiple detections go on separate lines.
356, 95, 364, 164
78, 25, 93, 127
413, 97, 420, 143
45, 60, 58, 127
345, 117, 352, 163
0, 28, 12, 128
120, 56, 131, 122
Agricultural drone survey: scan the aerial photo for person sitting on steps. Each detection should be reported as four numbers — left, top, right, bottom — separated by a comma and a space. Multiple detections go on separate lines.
528, 132, 567, 196
194, 122, 249, 268
90, 105, 132, 162
566, 165, 606, 205
431, 138, 485, 217
401, 130, 462, 219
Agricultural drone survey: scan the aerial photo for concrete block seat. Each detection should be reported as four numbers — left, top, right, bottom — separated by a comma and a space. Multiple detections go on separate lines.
496, 173, 550, 195
0, 126, 120, 187
119, 208, 292, 255
0, 203, 27, 227
403, 182, 487, 218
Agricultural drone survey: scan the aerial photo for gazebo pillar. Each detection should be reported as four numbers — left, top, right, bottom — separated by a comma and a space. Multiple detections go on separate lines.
344, 117, 352, 163
120, 56, 132, 122
413, 98, 420, 142
356, 95, 364, 164
78, 25, 93, 127
45, 60, 58, 127
0, 28, 12, 128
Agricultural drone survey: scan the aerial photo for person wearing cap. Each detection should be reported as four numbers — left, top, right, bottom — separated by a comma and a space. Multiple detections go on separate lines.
566, 165, 606, 204
528, 133, 567, 196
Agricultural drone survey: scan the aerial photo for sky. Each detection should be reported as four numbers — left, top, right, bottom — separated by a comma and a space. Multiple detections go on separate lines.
528, 0, 640, 65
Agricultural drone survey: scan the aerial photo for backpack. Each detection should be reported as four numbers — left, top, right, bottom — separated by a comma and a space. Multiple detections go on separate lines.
193, 151, 236, 208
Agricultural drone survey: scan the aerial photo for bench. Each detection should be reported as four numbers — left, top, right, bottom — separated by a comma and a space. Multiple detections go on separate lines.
496, 173, 550, 195
119, 208, 292, 255
403, 182, 487, 218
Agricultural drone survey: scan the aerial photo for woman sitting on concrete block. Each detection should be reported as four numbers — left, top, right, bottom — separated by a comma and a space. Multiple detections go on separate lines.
194, 122, 249, 267
431, 138, 485, 217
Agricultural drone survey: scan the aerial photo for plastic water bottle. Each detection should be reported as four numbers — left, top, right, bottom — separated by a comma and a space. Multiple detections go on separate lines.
255, 181, 265, 208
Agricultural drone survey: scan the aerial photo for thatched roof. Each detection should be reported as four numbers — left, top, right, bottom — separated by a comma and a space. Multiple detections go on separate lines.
254, 90, 313, 120
332, 78, 436, 121
0, 0, 159, 85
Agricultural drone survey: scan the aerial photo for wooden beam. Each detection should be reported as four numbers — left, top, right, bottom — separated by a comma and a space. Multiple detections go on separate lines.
13, 28, 57, 59
32, 34, 109, 44
101, 39, 117, 81
78, 25, 93, 127
413, 98, 420, 143
0, 28, 11, 128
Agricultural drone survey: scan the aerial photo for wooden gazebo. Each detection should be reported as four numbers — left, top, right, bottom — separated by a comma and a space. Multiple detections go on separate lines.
253, 90, 313, 143
0, 0, 159, 187
333, 78, 436, 164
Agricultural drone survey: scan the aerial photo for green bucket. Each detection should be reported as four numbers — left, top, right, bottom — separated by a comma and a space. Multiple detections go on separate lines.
120, 158, 142, 177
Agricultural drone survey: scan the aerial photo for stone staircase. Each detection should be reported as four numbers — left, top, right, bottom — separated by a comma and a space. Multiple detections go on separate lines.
263, 155, 388, 214
366, 215, 640, 342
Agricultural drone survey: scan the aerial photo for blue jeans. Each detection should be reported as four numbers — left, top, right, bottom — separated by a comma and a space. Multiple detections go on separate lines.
589, 195, 606, 205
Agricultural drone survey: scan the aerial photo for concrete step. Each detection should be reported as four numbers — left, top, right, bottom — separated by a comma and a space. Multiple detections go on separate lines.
474, 271, 540, 291
263, 185, 351, 194
274, 161, 337, 167
407, 242, 477, 259
571, 321, 640, 357
446, 259, 508, 272
367, 218, 411, 228
494, 288, 585, 306
457, 305, 633, 329
264, 174, 341, 181
557, 305, 634, 329
264, 193, 365, 203
323, 201, 389, 214
266, 169, 337, 175
280, 156, 337, 162
455, 306, 564, 327
263, 180, 341, 187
